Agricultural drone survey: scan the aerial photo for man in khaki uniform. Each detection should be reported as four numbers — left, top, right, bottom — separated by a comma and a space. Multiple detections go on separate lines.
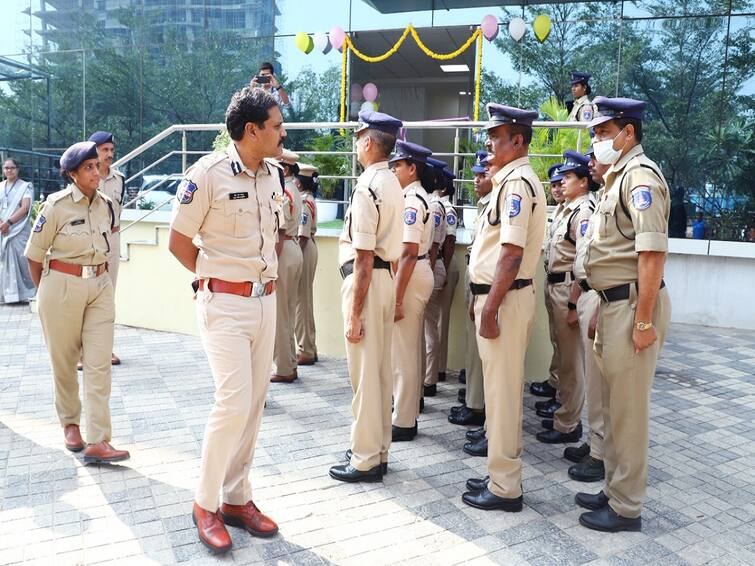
25, 141, 128, 464
271, 149, 303, 383
329, 109, 403, 483
295, 163, 319, 365
388, 140, 435, 442
576, 96, 671, 532
435, 168, 459, 384
568, 71, 595, 123
462, 104, 545, 512
537, 152, 595, 448
89, 131, 125, 366
169, 87, 283, 552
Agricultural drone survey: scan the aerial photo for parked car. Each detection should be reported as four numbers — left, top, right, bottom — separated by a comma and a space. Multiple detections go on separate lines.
126, 175, 181, 210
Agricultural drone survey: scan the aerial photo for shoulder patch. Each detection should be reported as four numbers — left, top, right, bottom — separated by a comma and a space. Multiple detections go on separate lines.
33, 214, 46, 232
580, 218, 590, 236
300, 213, 308, 225
433, 212, 442, 227
582, 109, 592, 121
631, 186, 652, 211
177, 179, 199, 204
506, 194, 523, 217
446, 213, 456, 226
404, 207, 418, 225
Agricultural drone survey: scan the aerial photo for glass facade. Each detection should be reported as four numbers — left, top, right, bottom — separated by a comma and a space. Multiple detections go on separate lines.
0, 0, 753, 239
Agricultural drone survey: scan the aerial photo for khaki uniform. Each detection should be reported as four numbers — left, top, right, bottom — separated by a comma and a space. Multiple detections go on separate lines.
437, 195, 459, 375
543, 203, 564, 392
568, 95, 595, 122
273, 177, 303, 376
423, 195, 448, 387
392, 181, 434, 428
547, 194, 594, 433
339, 161, 403, 471
585, 144, 671, 518
170, 142, 280, 512
25, 184, 116, 444
469, 156, 546, 498
463, 193, 490, 411
97, 168, 125, 285
295, 190, 318, 360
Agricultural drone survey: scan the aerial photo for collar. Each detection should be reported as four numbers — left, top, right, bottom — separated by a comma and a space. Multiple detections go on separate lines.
226, 142, 273, 178
479, 192, 492, 206
403, 179, 423, 197
70, 183, 101, 204
439, 194, 451, 203
564, 193, 591, 211
363, 161, 389, 175
607, 144, 645, 178
105, 167, 123, 180
576, 95, 590, 104
492, 156, 530, 186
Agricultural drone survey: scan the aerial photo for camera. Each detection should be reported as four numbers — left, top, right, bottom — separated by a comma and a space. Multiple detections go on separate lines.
255, 75, 271, 85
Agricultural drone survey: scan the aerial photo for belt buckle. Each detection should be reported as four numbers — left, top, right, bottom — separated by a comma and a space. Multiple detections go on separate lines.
252, 282, 265, 297
598, 290, 608, 302
81, 265, 97, 279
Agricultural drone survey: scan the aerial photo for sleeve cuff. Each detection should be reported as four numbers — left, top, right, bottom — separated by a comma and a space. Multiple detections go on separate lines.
352, 232, 376, 251
499, 225, 527, 248
170, 216, 201, 239
24, 245, 46, 263
402, 228, 422, 244
635, 232, 668, 252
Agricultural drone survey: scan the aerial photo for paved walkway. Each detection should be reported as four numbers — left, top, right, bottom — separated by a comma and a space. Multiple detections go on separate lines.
0, 303, 753, 565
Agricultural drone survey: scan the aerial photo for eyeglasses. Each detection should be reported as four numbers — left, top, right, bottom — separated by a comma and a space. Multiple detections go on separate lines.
3, 167, 18, 170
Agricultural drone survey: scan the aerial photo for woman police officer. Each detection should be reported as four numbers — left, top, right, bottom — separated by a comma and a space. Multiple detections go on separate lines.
24, 141, 129, 464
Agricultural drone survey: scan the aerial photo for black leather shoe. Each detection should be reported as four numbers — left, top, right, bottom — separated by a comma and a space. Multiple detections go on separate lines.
450, 403, 466, 415
564, 442, 591, 463
457, 388, 466, 403
575, 490, 609, 511
344, 450, 387, 474
392, 422, 417, 442
536, 399, 562, 419
579, 506, 641, 532
458, 369, 466, 384
534, 397, 555, 411
530, 380, 557, 398
536, 423, 582, 444
419, 397, 424, 413
329, 463, 383, 483
569, 456, 605, 482
462, 487, 523, 512
465, 476, 489, 492
449, 406, 485, 426
463, 437, 487, 457
437, 371, 446, 382
465, 427, 485, 441
424, 384, 437, 397
541, 419, 554, 430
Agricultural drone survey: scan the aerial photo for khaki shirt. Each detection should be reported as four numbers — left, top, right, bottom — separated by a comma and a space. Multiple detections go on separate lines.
543, 202, 564, 268
298, 190, 317, 239
338, 161, 403, 265
401, 180, 433, 256
585, 145, 670, 290
547, 193, 594, 273
98, 167, 125, 227
573, 188, 603, 280
440, 194, 458, 238
568, 95, 594, 122
466, 192, 491, 256
469, 156, 546, 285
429, 194, 447, 246
25, 184, 114, 266
281, 177, 303, 238
170, 142, 281, 283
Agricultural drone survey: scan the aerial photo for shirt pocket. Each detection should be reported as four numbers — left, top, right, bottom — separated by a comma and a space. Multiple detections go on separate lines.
57, 221, 92, 255
94, 220, 112, 255
224, 198, 257, 238
597, 192, 618, 238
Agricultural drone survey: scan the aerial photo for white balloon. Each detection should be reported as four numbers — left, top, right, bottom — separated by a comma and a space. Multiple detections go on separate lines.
313, 31, 331, 54
509, 17, 526, 42
360, 100, 375, 113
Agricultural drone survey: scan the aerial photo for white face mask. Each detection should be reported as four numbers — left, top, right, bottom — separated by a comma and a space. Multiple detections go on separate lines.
593, 130, 626, 165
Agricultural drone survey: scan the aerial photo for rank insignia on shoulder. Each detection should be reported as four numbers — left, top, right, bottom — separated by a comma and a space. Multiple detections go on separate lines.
404, 207, 418, 225
580, 218, 590, 236
631, 186, 652, 210
447, 214, 456, 226
507, 194, 522, 217
33, 215, 46, 232
177, 179, 198, 204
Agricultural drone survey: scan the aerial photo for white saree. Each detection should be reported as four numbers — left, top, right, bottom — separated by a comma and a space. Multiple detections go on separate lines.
0, 179, 36, 303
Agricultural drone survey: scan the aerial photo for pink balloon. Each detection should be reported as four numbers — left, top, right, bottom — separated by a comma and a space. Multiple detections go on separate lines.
330, 26, 346, 50
350, 83, 363, 101
481, 14, 499, 41
363, 82, 378, 102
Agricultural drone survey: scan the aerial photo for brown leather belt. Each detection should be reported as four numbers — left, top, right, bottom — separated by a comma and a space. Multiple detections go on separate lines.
469, 279, 533, 295
49, 259, 107, 279
111, 226, 120, 233
283, 235, 295, 241
198, 278, 276, 298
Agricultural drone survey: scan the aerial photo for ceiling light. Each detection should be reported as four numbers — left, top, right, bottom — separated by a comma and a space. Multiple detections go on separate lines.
441, 64, 469, 73
459, 91, 471, 95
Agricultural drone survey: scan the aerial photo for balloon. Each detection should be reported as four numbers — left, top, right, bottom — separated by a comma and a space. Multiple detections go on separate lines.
508, 17, 526, 42
330, 26, 346, 50
363, 82, 379, 102
350, 83, 363, 101
313, 31, 331, 54
533, 14, 552, 43
295, 31, 314, 54
360, 100, 375, 113
481, 14, 499, 41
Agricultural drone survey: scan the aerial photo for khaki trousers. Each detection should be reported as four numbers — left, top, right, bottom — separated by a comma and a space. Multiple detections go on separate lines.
194, 291, 275, 512
577, 290, 604, 460
295, 239, 318, 359
594, 286, 670, 518
422, 260, 446, 386
273, 239, 303, 375
342, 268, 395, 471
37, 268, 114, 444
474, 286, 536, 499
107, 231, 120, 287
548, 280, 584, 433
463, 268, 484, 410
543, 282, 560, 391
392, 260, 434, 427
437, 257, 460, 374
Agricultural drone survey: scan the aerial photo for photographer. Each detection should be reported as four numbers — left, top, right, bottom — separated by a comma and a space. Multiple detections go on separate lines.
250, 62, 290, 107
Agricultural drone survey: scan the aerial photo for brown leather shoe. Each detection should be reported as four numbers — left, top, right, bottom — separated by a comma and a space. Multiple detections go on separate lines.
296, 354, 316, 366
220, 501, 278, 538
64, 424, 84, 452
111, 353, 121, 366
270, 369, 297, 383
82, 441, 130, 465
193, 503, 233, 553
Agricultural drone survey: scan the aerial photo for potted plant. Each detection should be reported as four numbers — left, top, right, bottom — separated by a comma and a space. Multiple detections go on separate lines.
305, 132, 351, 223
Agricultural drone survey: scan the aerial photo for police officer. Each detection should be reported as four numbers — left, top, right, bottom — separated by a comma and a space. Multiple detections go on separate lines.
295, 163, 319, 366
576, 97, 671, 532
536, 152, 595, 447
24, 141, 129, 465
329, 109, 403, 483
388, 140, 434, 441
169, 87, 283, 552
568, 71, 595, 123
89, 131, 125, 366
271, 148, 304, 383
463, 104, 546, 511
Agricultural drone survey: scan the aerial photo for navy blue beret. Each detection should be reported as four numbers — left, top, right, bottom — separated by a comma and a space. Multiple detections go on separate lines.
60, 141, 99, 171
548, 163, 564, 183
557, 151, 590, 177
389, 140, 432, 165
355, 110, 403, 137
589, 96, 646, 128
88, 131, 114, 145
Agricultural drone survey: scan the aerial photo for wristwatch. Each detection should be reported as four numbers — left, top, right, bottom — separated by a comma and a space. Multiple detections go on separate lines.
567, 301, 577, 310
635, 321, 654, 331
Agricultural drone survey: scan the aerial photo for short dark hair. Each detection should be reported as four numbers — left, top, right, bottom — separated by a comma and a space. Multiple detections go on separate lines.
508, 124, 533, 145
283, 162, 299, 177
296, 173, 318, 193
365, 130, 397, 159
4, 157, 19, 169
259, 61, 274, 73
225, 87, 279, 141
614, 117, 643, 142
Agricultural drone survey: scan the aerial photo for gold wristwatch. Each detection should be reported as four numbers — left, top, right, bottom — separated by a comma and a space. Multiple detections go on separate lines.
635, 321, 654, 331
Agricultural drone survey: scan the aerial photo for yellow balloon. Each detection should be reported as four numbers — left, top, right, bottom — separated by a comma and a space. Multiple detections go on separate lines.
533, 14, 552, 43
295, 31, 314, 54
